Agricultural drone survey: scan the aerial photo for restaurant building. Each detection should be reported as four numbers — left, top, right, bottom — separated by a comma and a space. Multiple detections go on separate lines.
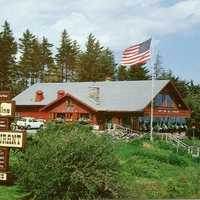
13, 80, 191, 130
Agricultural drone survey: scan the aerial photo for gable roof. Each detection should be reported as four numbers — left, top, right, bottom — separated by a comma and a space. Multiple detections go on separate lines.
13, 80, 170, 112
40, 92, 97, 112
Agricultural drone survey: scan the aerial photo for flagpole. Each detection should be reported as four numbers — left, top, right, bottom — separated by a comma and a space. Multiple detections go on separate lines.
120, 38, 153, 140
150, 39, 154, 142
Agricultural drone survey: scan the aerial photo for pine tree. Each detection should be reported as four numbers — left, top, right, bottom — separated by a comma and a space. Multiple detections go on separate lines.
117, 65, 128, 81
68, 40, 80, 81
127, 64, 150, 80
56, 30, 78, 82
160, 69, 188, 98
18, 29, 36, 88
99, 48, 116, 80
30, 38, 43, 84
78, 33, 116, 81
40, 37, 55, 82
0, 21, 17, 91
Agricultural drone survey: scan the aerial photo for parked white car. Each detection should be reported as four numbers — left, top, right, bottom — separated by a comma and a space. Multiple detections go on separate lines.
16, 117, 45, 129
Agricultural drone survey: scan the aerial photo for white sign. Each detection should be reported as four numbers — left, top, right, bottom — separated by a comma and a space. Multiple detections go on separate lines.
0, 103, 12, 116
0, 172, 7, 181
0, 132, 25, 148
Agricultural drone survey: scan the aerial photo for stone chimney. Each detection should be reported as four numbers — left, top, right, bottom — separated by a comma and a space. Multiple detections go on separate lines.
57, 90, 65, 99
35, 90, 44, 102
88, 86, 100, 104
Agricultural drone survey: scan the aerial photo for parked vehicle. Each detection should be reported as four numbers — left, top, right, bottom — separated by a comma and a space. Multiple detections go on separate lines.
16, 117, 45, 129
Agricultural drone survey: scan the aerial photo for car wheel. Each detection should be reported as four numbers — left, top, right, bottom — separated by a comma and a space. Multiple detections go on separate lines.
40, 124, 44, 129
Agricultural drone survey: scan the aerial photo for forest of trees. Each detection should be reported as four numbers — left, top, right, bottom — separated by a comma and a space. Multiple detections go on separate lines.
0, 21, 199, 130
0, 21, 117, 94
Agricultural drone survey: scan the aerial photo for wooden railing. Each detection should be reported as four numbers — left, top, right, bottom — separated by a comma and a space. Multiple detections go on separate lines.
162, 133, 200, 157
109, 124, 139, 140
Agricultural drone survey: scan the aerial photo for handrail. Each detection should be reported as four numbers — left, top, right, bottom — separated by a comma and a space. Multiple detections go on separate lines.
164, 133, 199, 157
111, 124, 139, 139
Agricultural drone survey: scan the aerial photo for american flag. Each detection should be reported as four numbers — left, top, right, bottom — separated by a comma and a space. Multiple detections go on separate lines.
121, 38, 151, 66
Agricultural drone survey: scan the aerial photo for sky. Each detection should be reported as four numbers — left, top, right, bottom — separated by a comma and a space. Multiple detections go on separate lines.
0, 0, 200, 83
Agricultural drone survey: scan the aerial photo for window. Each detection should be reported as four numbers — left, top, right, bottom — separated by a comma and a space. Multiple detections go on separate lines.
154, 94, 174, 108
166, 95, 174, 107
79, 113, 90, 121
66, 113, 72, 121
154, 94, 164, 107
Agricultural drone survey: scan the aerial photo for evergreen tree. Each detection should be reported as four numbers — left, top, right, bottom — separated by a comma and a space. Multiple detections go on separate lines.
68, 40, 80, 81
18, 29, 36, 88
160, 69, 189, 98
127, 64, 150, 80
30, 38, 43, 84
0, 21, 17, 91
99, 48, 116, 80
56, 30, 78, 82
78, 33, 115, 81
117, 65, 128, 81
40, 37, 56, 82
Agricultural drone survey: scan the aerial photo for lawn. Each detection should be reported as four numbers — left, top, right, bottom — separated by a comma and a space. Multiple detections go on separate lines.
1, 134, 200, 199
0, 185, 27, 200
115, 137, 200, 199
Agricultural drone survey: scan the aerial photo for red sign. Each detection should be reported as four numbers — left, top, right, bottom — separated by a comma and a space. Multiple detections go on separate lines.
0, 92, 11, 101
0, 148, 9, 172
0, 118, 10, 131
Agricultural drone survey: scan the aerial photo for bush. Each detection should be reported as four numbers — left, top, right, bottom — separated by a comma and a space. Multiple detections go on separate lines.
14, 123, 122, 200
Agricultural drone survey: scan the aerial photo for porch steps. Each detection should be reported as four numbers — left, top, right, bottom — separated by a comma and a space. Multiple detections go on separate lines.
109, 124, 140, 140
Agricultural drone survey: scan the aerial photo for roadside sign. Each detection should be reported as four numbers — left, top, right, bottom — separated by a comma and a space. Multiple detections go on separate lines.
0, 172, 7, 181
0, 101, 15, 118
0, 131, 26, 149
0, 172, 11, 182
0, 92, 12, 101
0, 91, 26, 184
0, 148, 9, 171
0, 118, 10, 131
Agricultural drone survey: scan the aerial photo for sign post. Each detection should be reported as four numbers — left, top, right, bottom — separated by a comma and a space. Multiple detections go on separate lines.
0, 91, 26, 184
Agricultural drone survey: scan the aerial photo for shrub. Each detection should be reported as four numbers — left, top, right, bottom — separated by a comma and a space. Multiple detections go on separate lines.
14, 123, 122, 200
168, 153, 188, 166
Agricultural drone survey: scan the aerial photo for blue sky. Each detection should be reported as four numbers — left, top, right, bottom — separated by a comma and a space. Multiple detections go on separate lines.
0, 0, 200, 83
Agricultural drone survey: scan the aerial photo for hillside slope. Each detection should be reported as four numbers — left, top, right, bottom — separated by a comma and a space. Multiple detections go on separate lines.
0, 135, 200, 199
116, 137, 200, 199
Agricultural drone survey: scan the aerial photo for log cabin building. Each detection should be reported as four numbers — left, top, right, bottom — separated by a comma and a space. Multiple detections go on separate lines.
13, 80, 191, 131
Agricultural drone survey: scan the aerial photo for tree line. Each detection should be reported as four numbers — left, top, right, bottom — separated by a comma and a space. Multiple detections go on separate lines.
0, 21, 118, 94
0, 21, 162, 94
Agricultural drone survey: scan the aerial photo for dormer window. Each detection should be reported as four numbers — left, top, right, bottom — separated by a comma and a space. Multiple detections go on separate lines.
35, 90, 44, 102
57, 90, 65, 99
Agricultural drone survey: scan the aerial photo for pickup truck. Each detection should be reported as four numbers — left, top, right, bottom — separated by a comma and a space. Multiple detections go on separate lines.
16, 117, 45, 129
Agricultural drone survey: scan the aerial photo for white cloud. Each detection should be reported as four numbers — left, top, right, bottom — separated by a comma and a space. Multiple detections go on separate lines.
0, 0, 200, 57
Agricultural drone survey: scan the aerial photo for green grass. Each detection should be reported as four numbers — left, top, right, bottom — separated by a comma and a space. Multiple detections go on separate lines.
115, 137, 200, 199
0, 185, 28, 200
183, 138, 200, 147
1, 136, 200, 199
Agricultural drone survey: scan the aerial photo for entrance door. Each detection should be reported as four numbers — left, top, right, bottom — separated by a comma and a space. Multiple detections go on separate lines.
106, 116, 113, 129
122, 116, 131, 128
56, 113, 65, 122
